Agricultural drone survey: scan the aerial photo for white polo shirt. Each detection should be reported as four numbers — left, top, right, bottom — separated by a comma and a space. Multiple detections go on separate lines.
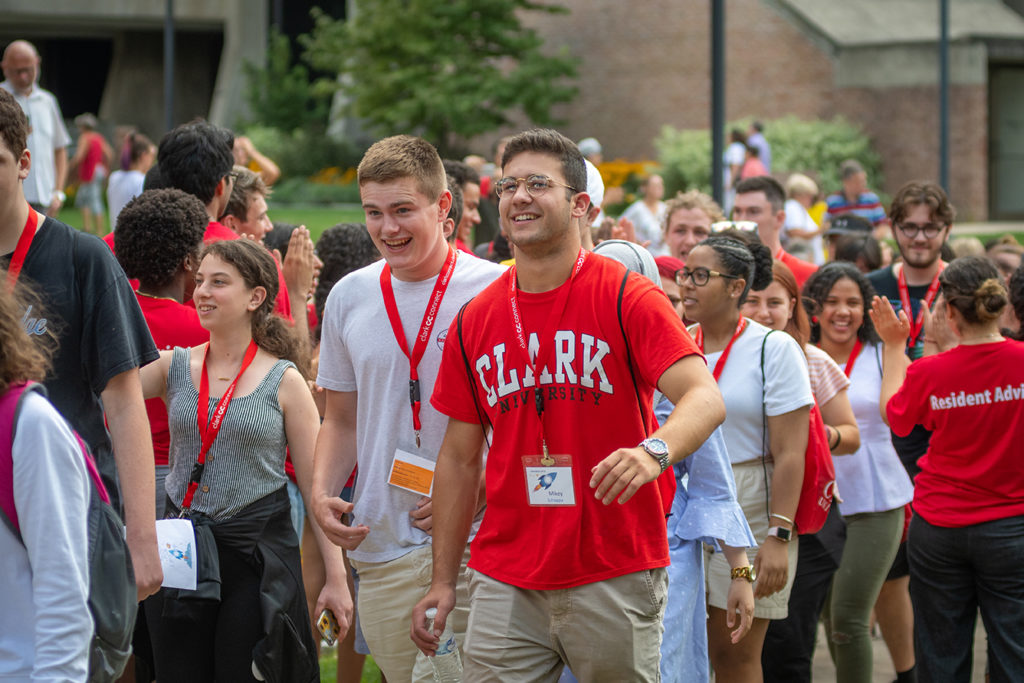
1, 81, 71, 205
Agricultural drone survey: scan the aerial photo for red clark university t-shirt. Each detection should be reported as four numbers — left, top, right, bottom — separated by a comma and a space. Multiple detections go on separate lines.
886, 339, 1024, 527
431, 254, 701, 590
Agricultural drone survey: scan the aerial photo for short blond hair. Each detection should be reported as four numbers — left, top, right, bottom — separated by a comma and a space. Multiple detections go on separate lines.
357, 135, 446, 201
662, 190, 724, 234
785, 173, 818, 200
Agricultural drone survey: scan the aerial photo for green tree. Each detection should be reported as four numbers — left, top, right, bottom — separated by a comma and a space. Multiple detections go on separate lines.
303, 1, 578, 155
243, 28, 331, 132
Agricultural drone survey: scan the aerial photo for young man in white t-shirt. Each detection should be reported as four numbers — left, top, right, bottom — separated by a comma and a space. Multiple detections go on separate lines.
311, 135, 504, 682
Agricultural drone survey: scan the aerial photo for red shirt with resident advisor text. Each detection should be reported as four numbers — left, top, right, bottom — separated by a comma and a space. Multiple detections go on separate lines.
886, 339, 1024, 527
431, 254, 700, 589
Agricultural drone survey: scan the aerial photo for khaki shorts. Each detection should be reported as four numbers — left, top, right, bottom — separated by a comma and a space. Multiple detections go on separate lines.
705, 459, 798, 620
350, 545, 472, 683
464, 568, 667, 683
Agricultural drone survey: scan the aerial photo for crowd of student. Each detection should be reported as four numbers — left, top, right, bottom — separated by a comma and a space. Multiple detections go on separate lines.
2, 52, 1023, 683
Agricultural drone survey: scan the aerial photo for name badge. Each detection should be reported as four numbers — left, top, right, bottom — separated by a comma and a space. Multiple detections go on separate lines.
522, 454, 576, 506
388, 448, 435, 496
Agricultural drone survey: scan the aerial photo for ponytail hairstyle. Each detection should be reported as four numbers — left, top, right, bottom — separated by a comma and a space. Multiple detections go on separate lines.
802, 261, 880, 345
771, 260, 810, 349
939, 255, 1007, 326
200, 239, 310, 378
697, 231, 773, 306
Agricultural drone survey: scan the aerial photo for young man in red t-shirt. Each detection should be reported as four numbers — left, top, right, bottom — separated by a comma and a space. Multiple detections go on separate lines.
733, 175, 818, 288
411, 129, 725, 681
113, 188, 210, 516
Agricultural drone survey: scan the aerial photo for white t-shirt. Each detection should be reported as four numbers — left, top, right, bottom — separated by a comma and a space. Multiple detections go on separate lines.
107, 169, 146, 231
317, 253, 505, 562
703, 320, 813, 465
620, 200, 667, 255
0, 391, 91, 680
0, 82, 71, 206
837, 342, 914, 515
783, 198, 825, 265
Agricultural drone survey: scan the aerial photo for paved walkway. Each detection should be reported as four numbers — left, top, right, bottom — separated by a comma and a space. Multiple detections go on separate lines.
810, 618, 989, 682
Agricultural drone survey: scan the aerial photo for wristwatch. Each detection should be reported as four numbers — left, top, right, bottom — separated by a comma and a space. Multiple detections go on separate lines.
52, 190, 66, 203
767, 526, 792, 543
731, 565, 756, 583
639, 437, 670, 473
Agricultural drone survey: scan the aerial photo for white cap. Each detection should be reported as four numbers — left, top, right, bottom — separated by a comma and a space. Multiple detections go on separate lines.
584, 159, 604, 210
592, 239, 660, 285
578, 137, 602, 158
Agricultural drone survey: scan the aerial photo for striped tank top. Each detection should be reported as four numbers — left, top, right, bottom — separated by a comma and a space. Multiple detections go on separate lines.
164, 345, 295, 520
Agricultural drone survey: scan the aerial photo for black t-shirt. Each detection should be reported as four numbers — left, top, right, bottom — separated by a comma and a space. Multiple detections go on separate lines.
4, 217, 158, 508
867, 264, 932, 478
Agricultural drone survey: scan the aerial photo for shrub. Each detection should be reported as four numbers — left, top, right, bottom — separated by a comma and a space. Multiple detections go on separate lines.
268, 176, 362, 205
242, 125, 366, 182
655, 116, 883, 200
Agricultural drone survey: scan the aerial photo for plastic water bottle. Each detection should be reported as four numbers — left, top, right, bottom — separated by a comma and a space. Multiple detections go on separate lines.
425, 607, 463, 682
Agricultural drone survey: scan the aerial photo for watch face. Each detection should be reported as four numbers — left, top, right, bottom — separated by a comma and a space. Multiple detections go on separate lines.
643, 438, 669, 456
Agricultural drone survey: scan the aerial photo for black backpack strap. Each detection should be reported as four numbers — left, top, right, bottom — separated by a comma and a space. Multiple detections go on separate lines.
617, 270, 648, 432
456, 303, 492, 447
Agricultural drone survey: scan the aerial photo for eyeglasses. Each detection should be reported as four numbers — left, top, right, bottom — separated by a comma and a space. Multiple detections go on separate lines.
227, 170, 241, 181
496, 174, 578, 198
897, 222, 945, 239
710, 220, 758, 233
675, 267, 740, 287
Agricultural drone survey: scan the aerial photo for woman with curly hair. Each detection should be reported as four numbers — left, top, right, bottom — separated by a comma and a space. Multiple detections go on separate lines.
802, 262, 913, 683
744, 260, 860, 682
140, 238, 350, 682
681, 234, 812, 681
872, 256, 1024, 682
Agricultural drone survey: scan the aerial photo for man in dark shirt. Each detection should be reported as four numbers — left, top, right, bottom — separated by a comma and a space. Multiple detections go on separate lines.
866, 180, 954, 683
0, 88, 163, 599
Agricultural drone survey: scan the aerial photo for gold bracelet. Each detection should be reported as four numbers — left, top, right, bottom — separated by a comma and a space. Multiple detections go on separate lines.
731, 565, 756, 583
770, 512, 794, 526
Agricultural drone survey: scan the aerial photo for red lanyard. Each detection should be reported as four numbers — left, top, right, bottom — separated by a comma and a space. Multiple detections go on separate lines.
897, 264, 944, 346
842, 338, 863, 378
380, 247, 458, 448
6, 205, 38, 291
507, 249, 587, 458
181, 339, 259, 511
694, 317, 748, 383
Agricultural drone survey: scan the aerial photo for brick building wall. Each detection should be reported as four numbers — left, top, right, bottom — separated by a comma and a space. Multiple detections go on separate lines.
836, 84, 988, 220
519, 0, 835, 160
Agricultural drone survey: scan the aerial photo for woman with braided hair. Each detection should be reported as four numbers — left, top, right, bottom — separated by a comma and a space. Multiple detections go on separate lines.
872, 255, 1024, 682
680, 233, 812, 681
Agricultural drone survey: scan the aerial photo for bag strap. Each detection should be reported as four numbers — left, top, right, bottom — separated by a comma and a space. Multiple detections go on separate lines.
0, 382, 42, 541
759, 329, 776, 524
456, 302, 493, 448
616, 269, 648, 433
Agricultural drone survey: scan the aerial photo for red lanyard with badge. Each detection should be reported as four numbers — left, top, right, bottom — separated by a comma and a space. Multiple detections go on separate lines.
379, 248, 458, 500
508, 249, 586, 506
379, 247, 458, 449
180, 339, 259, 512
897, 264, 944, 347
693, 317, 748, 383
5, 205, 38, 291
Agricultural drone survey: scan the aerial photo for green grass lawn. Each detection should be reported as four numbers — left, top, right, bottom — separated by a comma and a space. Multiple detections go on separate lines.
317, 647, 383, 683
58, 204, 366, 243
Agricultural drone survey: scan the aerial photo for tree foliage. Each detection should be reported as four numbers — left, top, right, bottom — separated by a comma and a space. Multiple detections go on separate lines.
242, 28, 332, 132
303, 1, 578, 155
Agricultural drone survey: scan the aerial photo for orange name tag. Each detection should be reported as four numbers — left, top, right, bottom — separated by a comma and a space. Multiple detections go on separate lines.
388, 449, 435, 496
